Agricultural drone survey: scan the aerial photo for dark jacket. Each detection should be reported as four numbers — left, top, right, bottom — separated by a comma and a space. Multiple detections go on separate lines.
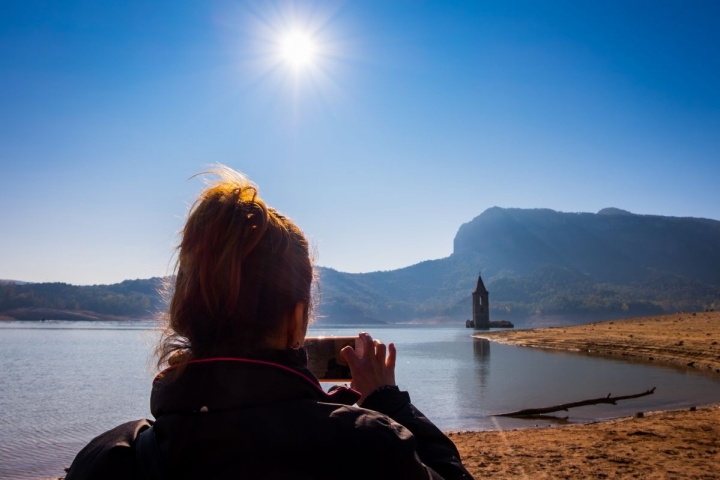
66, 351, 473, 479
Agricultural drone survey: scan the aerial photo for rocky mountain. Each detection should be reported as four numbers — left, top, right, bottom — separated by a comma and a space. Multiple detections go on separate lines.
316, 207, 720, 325
4, 208, 719, 326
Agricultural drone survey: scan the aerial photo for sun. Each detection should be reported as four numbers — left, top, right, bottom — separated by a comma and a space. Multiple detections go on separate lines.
279, 31, 317, 69
236, 6, 345, 94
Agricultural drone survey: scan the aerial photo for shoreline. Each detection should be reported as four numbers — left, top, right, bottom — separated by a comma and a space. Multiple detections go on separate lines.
0, 312, 156, 322
476, 311, 720, 375
452, 312, 720, 478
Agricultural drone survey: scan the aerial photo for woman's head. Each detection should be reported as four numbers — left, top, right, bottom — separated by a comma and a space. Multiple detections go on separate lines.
156, 166, 313, 369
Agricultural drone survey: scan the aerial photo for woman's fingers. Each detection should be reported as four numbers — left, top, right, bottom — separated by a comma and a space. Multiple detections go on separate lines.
343, 333, 397, 404
340, 346, 359, 369
360, 332, 375, 360
386, 343, 396, 370
374, 339, 386, 363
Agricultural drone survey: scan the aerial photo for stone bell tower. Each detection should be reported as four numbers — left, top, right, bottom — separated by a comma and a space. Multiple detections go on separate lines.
472, 275, 490, 330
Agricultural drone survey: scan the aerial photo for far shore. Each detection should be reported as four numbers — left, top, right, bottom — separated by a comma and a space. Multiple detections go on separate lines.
452, 311, 720, 479
0, 307, 155, 322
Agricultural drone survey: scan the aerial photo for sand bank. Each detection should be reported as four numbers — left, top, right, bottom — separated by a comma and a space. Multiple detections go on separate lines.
451, 312, 720, 479
476, 311, 720, 375
452, 404, 720, 479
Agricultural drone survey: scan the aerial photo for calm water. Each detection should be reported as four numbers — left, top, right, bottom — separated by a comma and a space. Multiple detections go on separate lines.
2, 321, 720, 479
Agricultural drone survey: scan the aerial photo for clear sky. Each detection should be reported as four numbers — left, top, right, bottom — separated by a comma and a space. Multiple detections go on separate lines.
1, 0, 719, 285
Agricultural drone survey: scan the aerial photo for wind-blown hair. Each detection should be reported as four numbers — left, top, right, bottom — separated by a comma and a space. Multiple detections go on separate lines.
156, 166, 313, 371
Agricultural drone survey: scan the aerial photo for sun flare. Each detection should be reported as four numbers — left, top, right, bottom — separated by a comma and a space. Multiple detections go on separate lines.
239, 6, 344, 94
279, 31, 316, 69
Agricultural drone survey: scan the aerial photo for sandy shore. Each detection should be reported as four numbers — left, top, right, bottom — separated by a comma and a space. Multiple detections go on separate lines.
451, 312, 720, 479
478, 311, 720, 374
452, 404, 719, 479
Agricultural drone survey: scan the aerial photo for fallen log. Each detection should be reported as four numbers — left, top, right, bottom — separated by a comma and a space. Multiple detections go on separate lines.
495, 387, 656, 417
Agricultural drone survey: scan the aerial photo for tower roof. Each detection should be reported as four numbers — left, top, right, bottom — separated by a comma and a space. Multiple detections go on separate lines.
473, 275, 488, 294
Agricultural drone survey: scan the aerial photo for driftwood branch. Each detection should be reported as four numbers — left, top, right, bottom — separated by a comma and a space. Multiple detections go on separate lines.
495, 387, 656, 417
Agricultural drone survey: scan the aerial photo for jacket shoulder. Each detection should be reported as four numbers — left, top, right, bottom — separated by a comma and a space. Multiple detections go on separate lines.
323, 403, 417, 453
65, 419, 151, 480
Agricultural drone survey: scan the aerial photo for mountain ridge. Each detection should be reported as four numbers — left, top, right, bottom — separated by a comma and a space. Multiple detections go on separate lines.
2, 207, 719, 325
317, 207, 720, 324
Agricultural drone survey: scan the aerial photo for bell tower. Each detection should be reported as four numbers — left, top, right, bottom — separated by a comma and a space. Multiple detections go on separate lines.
472, 275, 490, 330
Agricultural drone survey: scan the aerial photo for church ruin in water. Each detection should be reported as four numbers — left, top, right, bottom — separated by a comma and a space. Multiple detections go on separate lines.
465, 275, 514, 329
466, 275, 490, 330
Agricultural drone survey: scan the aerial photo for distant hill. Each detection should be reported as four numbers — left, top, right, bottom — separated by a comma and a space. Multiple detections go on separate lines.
3, 207, 719, 325
317, 207, 720, 325
0, 278, 165, 320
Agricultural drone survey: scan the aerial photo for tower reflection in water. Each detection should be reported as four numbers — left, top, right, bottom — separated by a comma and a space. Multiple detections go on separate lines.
472, 338, 490, 389
473, 337, 490, 360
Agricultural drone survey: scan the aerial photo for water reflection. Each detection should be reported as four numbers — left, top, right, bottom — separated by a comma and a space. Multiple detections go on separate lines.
473, 338, 490, 361
472, 338, 490, 389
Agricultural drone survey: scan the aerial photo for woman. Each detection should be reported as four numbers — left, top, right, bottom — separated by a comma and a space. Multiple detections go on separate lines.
66, 167, 473, 479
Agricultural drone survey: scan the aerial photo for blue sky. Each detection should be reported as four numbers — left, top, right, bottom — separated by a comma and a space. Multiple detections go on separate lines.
1, 0, 719, 284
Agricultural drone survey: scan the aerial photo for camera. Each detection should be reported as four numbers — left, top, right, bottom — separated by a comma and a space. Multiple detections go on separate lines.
304, 336, 360, 382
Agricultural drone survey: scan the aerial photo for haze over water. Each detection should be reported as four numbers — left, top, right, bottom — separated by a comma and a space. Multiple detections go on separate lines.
2, 321, 720, 480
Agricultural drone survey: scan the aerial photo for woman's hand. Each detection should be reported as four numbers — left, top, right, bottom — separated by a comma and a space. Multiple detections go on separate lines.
340, 332, 397, 405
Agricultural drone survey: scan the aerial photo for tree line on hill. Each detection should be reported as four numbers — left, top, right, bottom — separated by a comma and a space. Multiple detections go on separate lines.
2, 207, 719, 324
316, 207, 720, 323
0, 278, 165, 318
317, 262, 719, 324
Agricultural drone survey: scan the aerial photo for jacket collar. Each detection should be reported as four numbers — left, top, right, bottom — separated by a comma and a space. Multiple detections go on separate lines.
150, 350, 361, 418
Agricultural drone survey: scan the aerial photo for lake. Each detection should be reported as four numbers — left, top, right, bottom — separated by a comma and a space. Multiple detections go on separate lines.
2, 321, 720, 479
